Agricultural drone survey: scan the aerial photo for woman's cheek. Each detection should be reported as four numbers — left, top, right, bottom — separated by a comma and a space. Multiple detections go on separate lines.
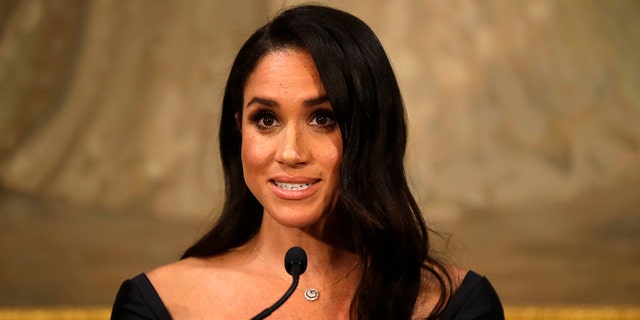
241, 133, 272, 173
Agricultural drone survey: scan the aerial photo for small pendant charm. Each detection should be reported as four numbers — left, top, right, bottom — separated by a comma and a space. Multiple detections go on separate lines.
304, 288, 319, 301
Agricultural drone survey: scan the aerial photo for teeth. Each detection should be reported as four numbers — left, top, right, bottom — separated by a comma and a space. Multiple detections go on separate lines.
274, 181, 313, 190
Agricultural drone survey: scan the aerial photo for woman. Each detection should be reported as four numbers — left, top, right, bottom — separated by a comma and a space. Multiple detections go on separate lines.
111, 5, 503, 319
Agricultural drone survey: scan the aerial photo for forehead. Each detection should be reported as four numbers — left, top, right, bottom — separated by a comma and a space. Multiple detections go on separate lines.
253, 48, 317, 76
243, 49, 326, 104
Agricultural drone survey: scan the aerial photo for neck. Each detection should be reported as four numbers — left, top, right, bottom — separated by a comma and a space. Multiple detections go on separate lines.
255, 208, 356, 263
251, 211, 361, 293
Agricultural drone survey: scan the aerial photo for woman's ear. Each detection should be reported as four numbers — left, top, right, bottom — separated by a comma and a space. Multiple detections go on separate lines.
235, 112, 241, 129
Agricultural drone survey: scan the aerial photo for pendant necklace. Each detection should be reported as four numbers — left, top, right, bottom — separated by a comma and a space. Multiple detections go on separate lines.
253, 246, 359, 301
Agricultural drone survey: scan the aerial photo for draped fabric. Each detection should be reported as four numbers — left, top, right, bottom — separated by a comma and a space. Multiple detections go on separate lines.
1, 0, 638, 217
1, 0, 639, 307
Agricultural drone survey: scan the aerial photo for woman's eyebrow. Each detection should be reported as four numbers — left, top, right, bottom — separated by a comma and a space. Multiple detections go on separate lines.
246, 97, 277, 108
245, 95, 330, 108
304, 95, 330, 107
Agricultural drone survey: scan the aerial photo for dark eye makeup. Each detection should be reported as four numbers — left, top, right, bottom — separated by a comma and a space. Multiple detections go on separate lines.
309, 109, 337, 130
246, 107, 338, 132
248, 110, 279, 130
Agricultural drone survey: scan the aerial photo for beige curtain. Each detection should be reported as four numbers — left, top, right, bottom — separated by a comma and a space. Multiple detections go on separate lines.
2, 0, 638, 218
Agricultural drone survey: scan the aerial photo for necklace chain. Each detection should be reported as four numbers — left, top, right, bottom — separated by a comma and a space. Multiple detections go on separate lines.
253, 246, 359, 301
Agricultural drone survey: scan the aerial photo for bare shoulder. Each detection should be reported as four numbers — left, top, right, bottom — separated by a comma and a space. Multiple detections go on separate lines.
148, 249, 256, 290
421, 263, 468, 292
446, 264, 469, 289
144, 250, 259, 318
146, 256, 213, 288
413, 264, 468, 318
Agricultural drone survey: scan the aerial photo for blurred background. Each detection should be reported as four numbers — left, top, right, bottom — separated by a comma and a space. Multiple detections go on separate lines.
1, 0, 639, 308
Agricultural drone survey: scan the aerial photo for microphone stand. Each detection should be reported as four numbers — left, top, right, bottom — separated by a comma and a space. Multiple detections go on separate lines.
251, 247, 307, 320
250, 264, 301, 320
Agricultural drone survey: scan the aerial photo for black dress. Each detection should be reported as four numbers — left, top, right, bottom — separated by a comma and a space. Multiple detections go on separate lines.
111, 270, 504, 319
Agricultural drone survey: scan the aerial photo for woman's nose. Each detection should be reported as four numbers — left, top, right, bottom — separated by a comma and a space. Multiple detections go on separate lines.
275, 124, 308, 166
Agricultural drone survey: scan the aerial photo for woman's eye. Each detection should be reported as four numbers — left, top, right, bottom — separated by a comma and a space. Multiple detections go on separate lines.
250, 111, 280, 129
259, 114, 277, 127
309, 111, 336, 128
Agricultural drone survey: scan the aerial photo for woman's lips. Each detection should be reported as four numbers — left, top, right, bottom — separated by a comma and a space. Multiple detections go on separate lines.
269, 179, 320, 200
273, 181, 314, 190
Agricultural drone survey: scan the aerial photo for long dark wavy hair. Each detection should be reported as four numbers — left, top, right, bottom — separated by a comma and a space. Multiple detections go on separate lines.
182, 5, 452, 319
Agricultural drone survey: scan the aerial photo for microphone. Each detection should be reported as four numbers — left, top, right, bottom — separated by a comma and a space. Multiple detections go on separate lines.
251, 247, 307, 320
284, 246, 308, 276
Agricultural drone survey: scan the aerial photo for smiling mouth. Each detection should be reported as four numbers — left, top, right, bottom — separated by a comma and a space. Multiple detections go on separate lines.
273, 181, 318, 191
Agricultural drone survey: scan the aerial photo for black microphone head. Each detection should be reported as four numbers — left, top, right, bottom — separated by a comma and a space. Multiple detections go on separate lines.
284, 246, 307, 276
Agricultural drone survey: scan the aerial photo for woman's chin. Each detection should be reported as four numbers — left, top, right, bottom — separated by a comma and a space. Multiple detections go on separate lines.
264, 207, 327, 229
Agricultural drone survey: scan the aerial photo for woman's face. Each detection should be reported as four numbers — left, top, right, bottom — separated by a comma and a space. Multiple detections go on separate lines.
240, 49, 342, 229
